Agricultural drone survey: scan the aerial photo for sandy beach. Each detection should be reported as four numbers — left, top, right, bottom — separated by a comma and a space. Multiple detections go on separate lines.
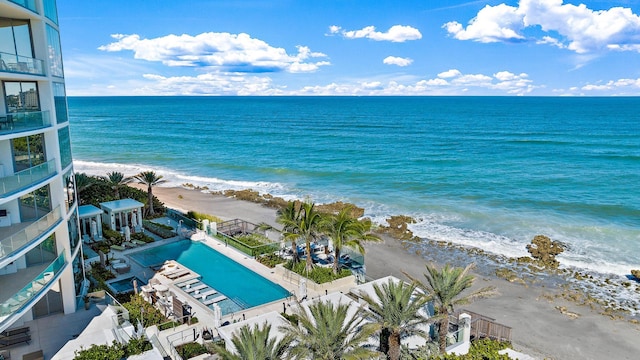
140, 184, 640, 360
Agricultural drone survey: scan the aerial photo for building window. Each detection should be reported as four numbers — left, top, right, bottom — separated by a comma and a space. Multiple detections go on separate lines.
11, 133, 46, 172
43, 0, 59, 25
4, 81, 40, 112
53, 82, 68, 123
19, 184, 51, 221
68, 211, 79, 249
45, 24, 63, 77
0, 18, 34, 64
58, 126, 72, 168
26, 234, 57, 266
8, 1, 37, 12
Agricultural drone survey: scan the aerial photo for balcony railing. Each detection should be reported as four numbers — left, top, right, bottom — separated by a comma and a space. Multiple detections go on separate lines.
0, 51, 44, 75
8, 0, 37, 12
0, 110, 51, 135
0, 159, 56, 197
0, 206, 62, 267
0, 252, 66, 328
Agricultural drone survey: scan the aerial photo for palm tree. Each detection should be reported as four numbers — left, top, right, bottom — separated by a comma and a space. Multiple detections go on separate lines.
213, 322, 293, 360
280, 300, 379, 360
100, 171, 132, 199
74, 172, 97, 204
133, 171, 166, 216
359, 279, 433, 360
412, 263, 496, 353
277, 200, 322, 272
276, 201, 302, 263
322, 206, 381, 275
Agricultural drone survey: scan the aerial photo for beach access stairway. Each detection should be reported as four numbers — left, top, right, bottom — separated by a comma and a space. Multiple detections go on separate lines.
451, 309, 512, 343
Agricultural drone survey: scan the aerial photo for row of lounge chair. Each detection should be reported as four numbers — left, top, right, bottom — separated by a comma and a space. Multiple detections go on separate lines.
110, 240, 147, 251
0, 326, 30, 349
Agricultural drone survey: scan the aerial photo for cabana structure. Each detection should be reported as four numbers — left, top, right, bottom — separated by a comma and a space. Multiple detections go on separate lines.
99, 199, 144, 232
78, 204, 104, 241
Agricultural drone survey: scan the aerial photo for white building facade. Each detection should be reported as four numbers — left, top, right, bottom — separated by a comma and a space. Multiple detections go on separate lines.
0, 0, 83, 334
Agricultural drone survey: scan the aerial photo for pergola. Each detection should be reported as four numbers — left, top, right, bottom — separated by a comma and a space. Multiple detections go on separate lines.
99, 198, 144, 232
78, 204, 103, 241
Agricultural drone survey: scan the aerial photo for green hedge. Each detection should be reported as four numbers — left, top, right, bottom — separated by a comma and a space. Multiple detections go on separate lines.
143, 220, 176, 239
284, 260, 351, 284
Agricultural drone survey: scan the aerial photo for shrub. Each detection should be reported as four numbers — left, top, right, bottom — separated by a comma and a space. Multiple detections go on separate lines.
123, 294, 169, 327
131, 232, 155, 243
433, 338, 511, 359
143, 220, 176, 239
74, 338, 151, 360
284, 260, 351, 284
175, 342, 210, 358
257, 253, 286, 268
186, 211, 223, 229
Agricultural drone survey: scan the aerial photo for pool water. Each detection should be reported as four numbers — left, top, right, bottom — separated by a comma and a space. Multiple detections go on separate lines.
129, 240, 290, 312
108, 276, 146, 293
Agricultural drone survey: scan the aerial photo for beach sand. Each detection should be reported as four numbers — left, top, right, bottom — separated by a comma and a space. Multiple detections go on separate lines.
140, 185, 640, 360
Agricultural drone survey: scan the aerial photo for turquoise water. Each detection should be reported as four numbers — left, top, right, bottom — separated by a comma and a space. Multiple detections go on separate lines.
129, 240, 290, 308
68, 96, 640, 276
107, 276, 145, 293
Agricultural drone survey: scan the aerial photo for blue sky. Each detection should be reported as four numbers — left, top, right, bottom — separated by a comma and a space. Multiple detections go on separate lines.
58, 0, 640, 96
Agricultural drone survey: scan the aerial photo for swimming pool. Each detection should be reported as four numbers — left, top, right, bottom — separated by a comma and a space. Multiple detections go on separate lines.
107, 276, 146, 293
129, 240, 290, 312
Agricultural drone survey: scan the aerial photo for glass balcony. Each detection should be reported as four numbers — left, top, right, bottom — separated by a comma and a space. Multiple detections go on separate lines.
0, 253, 66, 328
8, 0, 37, 12
0, 110, 51, 135
0, 159, 56, 197
0, 206, 62, 267
0, 51, 45, 76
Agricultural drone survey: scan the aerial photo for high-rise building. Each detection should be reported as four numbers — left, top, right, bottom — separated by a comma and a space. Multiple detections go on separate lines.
1, 0, 83, 336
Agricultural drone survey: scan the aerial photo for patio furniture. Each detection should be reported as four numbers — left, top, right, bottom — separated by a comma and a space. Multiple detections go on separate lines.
112, 262, 131, 274
0, 333, 30, 349
110, 245, 126, 251
0, 327, 28, 338
22, 349, 43, 360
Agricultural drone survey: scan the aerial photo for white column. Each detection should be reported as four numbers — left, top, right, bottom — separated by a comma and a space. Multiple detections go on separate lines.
60, 265, 77, 314
96, 215, 103, 239
137, 209, 143, 228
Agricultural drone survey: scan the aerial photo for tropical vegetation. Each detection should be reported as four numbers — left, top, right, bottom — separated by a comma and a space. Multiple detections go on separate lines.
134, 170, 167, 216
279, 300, 379, 360
100, 171, 132, 199
359, 279, 433, 360
213, 322, 293, 360
277, 200, 323, 271
322, 205, 381, 274
410, 264, 497, 353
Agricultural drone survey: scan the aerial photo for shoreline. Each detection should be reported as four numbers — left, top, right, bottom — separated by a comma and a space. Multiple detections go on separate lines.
138, 184, 639, 360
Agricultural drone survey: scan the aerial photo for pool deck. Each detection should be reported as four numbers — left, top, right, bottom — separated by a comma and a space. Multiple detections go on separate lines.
104, 229, 354, 354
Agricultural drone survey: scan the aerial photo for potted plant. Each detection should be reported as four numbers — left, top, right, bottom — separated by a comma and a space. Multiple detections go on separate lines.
83, 295, 90, 310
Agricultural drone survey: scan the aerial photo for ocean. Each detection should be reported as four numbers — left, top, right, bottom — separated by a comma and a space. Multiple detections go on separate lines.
68, 96, 640, 279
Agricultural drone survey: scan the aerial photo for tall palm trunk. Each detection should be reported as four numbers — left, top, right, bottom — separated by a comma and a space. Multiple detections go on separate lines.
147, 184, 154, 215
305, 237, 313, 272
438, 307, 450, 353
333, 247, 341, 275
388, 331, 401, 360
379, 328, 390, 357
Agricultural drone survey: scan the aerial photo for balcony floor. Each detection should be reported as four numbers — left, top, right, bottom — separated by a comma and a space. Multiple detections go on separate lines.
0, 221, 33, 243
0, 262, 48, 304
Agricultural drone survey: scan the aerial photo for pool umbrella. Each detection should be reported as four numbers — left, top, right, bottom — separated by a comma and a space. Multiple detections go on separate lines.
213, 303, 222, 328
90, 220, 98, 239
133, 278, 138, 295
124, 226, 131, 242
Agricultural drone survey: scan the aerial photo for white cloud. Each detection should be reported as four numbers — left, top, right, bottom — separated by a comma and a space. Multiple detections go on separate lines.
293, 69, 535, 96
98, 32, 329, 73
444, 3, 525, 43
581, 78, 640, 91
138, 72, 283, 96
331, 25, 422, 42
438, 69, 462, 78
383, 56, 413, 66
444, 0, 640, 53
